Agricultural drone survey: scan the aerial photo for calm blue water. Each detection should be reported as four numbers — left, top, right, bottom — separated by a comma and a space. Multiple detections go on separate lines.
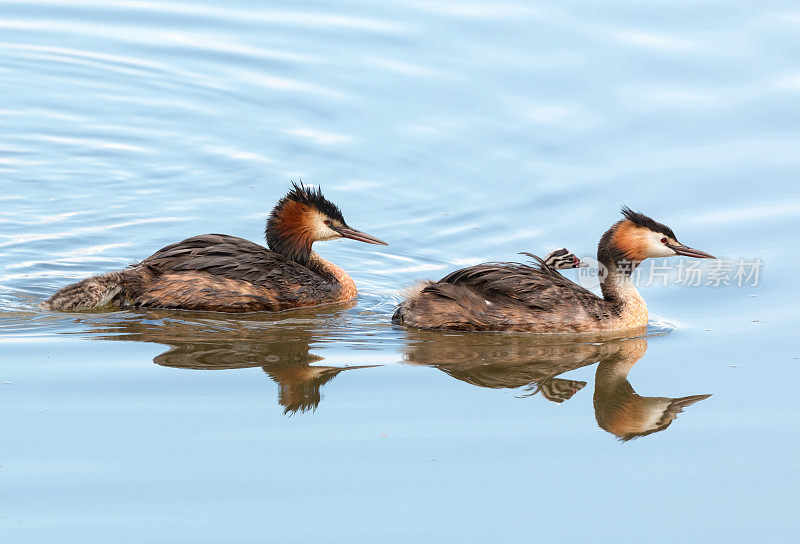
1, 1, 799, 542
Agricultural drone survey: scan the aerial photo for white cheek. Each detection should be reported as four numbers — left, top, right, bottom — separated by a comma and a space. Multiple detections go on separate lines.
312, 217, 341, 241
646, 232, 677, 258
651, 244, 676, 258
318, 226, 340, 241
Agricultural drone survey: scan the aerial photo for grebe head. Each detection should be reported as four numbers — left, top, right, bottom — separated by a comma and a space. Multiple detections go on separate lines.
266, 182, 387, 262
543, 248, 587, 269
598, 206, 715, 269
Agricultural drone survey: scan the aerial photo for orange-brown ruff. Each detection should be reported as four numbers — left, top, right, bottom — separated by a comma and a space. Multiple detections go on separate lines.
42, 183, 385, 312
392, 207, 714, 333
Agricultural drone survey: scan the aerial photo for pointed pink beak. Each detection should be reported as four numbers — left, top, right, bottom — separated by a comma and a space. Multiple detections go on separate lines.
335, 226, 388, 245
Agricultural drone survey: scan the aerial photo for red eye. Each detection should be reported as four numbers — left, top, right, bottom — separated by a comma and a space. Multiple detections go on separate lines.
660, 237, 667, 244
324, 219, 331, 226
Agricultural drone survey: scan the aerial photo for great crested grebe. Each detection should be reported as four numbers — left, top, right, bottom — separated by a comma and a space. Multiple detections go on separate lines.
42, 183, 387, 312
393, 207, 715, 333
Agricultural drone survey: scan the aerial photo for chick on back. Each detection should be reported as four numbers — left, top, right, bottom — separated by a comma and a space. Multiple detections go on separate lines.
538, 248, 585, 270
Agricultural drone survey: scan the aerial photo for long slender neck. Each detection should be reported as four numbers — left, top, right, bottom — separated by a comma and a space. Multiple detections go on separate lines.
265, 227, 354, 297
266, 212, 313, 266
265, 207, 351, 288
307, 251, 339, 279
599, 263, 643, 306
597, 224, 645, 307
308, 251, 357, 298
266, 231, 312, 265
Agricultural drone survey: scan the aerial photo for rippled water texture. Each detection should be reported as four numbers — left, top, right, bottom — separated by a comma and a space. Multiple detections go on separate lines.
1, 1, 799, 542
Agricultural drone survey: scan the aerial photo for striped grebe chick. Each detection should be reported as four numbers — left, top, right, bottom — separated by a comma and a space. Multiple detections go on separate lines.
393, 207, 714, 333
42, 183, 387, 313
522, 248, 586, 271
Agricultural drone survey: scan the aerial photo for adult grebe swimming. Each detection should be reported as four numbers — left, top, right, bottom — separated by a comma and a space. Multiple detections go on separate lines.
43, 183, 387, 312
393, 207, 714, 333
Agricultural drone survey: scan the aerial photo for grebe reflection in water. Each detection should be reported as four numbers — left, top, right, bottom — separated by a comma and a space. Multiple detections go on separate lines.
401, 331, 711, 440
81, 306, 377, 414
73, 310, 710, 431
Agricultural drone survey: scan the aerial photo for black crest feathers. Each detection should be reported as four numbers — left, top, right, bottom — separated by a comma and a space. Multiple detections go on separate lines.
620, 206, 676, 239
284, 181, 345, 223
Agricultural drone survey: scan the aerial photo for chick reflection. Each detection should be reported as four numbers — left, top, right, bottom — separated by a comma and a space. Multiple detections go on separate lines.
79, 306, 375, 414
402, 331, 605, 403
402, 331, 710, 439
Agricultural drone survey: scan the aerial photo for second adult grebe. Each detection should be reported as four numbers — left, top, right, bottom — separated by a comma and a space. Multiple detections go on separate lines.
393, 207, 714, 333
42, 183, 387, 312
